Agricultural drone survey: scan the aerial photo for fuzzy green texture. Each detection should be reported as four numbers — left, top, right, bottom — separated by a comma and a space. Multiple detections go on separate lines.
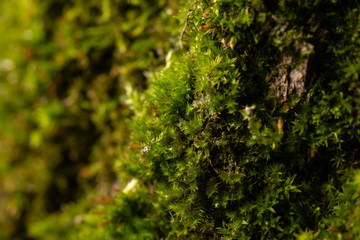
118, 0, 360, 239
0, 0, 181, 239
1, 0, 360, 239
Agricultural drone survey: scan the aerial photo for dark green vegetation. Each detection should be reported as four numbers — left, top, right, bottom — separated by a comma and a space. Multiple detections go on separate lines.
1, 0, 360, 239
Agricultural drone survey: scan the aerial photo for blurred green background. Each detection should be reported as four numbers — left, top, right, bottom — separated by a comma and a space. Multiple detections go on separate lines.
0, 0, 182, 239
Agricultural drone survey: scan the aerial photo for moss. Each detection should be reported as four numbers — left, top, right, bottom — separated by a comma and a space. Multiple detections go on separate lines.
1, 0, 360, 239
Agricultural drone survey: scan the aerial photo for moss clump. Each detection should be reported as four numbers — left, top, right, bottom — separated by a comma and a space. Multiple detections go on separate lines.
113, 0, 360, 239
1, 0, 360, 239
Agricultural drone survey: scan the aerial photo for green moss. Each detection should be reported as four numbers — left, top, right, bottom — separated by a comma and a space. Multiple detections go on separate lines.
1, 0, 360, 239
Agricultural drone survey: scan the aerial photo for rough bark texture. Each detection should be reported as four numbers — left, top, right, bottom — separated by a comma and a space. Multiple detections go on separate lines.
270, 43, 314, 103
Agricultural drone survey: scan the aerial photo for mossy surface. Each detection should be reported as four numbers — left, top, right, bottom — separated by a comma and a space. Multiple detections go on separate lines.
1, 0, 360, 239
